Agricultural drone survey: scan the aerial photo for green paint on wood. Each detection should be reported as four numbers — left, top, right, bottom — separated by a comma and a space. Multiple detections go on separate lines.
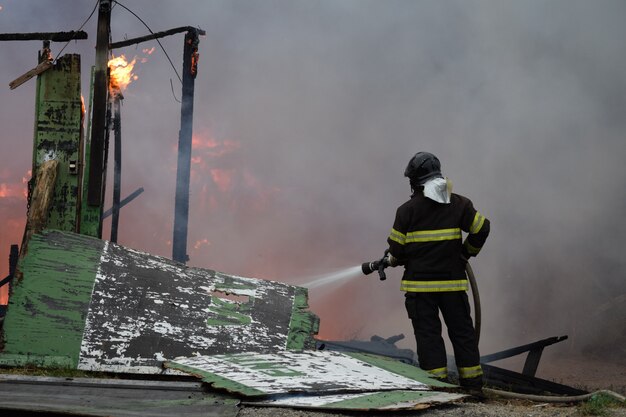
345, 352, 456, 388
33, 54, 83, 233
206, 297, 252, 326
164, 361, 266, 397
225, 354, 305, 377
324, 389, 446, 409
80, 66, 101, 237
0, 231, 102, 367
286, 287, 319, 351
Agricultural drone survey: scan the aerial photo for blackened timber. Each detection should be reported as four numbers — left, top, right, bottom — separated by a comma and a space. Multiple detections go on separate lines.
102, 187, 144, 219
87, 0, 111, 216
0, 31, 88, 42
111, 97, 122, 243
480, 336, 568, 364
172, 30, 200, 264
0, 246, 19, 292
482, 364, 587, 396
9, 244, 19, 277
109, 26, 206, 50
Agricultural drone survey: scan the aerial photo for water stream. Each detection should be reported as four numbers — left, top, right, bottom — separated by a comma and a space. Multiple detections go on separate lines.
300, 265, 363, 289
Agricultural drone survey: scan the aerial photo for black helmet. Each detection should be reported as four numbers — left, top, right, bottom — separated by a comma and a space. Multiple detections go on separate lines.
404, 152, 442, 185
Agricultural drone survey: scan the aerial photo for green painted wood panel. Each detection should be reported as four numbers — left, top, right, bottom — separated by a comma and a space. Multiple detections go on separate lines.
33, 54, 83, 232
0, 231, 102, 367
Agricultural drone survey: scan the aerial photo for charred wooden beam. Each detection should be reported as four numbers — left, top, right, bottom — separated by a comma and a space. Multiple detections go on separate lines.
0, 31, 88, 42
109, 26, 205, 50
102, 187, 144, 220
0, 245, 19, 293
87, 0, 111, 215
172, 29, 201, 264
110, 97, 122, 243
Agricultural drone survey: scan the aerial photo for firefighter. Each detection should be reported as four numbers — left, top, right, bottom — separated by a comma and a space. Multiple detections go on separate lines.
384, 152, 490, 390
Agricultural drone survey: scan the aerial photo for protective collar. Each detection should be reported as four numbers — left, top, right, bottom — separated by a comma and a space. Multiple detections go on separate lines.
423, 177, 452, 204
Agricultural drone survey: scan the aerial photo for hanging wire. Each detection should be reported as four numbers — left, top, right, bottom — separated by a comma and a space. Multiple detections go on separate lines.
112, 0, 183, 83
53, 0, 99, 63
170, 79, 181, 103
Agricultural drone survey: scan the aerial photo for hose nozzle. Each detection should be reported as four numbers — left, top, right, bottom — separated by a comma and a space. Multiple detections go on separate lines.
361, 261, 378, 275
361, 257, 387, 280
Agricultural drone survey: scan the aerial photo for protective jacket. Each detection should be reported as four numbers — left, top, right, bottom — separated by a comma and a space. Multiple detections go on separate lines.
387, 191, 490, 293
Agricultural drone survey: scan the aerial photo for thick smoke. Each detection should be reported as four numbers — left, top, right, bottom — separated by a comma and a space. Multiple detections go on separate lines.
1, 0, 625, 365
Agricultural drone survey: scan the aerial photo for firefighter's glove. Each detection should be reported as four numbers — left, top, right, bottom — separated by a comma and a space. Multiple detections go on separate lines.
383, 252, 398, 267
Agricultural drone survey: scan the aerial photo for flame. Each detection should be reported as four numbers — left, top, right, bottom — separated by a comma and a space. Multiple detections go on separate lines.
108, 54, 138, 96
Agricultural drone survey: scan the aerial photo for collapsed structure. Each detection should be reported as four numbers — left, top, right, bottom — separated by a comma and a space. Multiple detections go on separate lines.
0, 10, 472, 414
0, 4, 603, 415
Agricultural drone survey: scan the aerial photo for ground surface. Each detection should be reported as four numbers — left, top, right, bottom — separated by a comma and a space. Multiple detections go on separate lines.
238, 399, 626, 417
238, 353, 626, 417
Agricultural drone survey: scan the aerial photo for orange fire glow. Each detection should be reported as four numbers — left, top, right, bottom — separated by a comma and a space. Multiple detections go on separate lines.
209, 169, 234, 192
140, 47, 156, 63
0, 171, 29, 199
108, 54, 138, 96
193, 238, 210, 250
192, 135, 241, 156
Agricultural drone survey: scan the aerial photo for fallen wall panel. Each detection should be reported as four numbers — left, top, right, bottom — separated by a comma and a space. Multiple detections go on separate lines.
166, 351, 453, 396
0, 230, 319, 373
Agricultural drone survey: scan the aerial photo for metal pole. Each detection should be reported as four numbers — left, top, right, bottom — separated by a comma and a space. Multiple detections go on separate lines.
111, 96, 122, 243
172, 30, 200, 264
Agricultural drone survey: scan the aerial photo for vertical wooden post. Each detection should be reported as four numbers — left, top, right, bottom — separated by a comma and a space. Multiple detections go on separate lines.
111, 97, 122, 243
87, 0, 111, 231
172, 30, 200, 264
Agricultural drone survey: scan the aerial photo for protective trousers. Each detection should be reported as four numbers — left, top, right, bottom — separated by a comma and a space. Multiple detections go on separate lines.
404, 291, 483, 388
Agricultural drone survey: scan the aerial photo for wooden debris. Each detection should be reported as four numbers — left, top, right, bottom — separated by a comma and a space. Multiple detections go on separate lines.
9, 61, 53, 90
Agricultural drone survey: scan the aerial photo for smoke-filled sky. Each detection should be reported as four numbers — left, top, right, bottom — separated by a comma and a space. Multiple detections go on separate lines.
1, 0, 625, 365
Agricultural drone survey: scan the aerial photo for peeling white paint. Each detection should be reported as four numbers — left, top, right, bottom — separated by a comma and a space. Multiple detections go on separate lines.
78, 240, 307, 374
169, 351, 430, 395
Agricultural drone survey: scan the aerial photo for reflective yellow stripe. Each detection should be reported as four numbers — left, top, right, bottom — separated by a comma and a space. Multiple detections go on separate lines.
405, 228, 461, 243
464, 240, 481, 255
458, 365, 483, 379
389, 228, 406, 245
400, 280, 468, 292
426, 367, 448, 379
470, 212, 485, 234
